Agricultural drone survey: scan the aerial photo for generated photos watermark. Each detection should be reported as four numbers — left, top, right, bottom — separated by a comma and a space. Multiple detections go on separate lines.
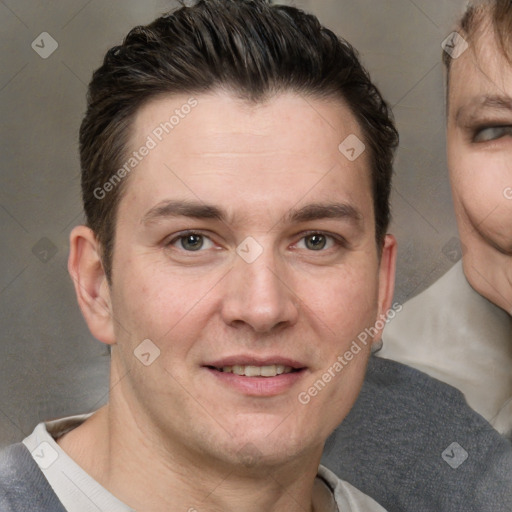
442, 442, 468, 469
441, 32, 469, 59
93, 97, 198, 200
298, 302, 403, 405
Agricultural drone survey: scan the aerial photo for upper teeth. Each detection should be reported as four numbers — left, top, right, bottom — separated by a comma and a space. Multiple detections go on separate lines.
220, 365, 293, 377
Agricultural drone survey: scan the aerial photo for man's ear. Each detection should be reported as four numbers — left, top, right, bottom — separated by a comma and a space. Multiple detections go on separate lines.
68, 225, 116, 345
373, 234, 397, 343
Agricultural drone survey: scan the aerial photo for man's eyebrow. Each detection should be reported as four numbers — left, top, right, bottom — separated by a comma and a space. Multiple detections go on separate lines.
142, 200, 225, 225
456, 95, 512, 123
141, 200, 362, 226
283, 202, 362, 225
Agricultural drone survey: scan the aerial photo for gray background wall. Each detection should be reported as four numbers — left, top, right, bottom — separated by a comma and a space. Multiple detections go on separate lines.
0, 0, 465, 447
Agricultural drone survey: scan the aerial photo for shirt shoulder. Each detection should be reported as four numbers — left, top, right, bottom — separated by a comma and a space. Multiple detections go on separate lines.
21, 416, 134, 512
323, 356, 512, 512
318, 464, 388, 511
0, 442, 66, 512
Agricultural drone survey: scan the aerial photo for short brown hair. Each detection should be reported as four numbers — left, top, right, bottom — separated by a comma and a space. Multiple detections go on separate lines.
80, 0, 398, 282
443, 0, 512, 75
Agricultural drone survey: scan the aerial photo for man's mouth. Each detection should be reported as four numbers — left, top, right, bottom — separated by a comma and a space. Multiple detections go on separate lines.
208, 364, 298, 377
204, 357, 306, 395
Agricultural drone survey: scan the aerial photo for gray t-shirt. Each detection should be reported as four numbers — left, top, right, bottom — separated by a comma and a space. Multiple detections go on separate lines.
21, 414, 387, 512
323, 356, 512, 512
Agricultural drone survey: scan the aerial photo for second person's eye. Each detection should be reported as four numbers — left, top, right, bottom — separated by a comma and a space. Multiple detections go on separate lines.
473, 125, 512, 143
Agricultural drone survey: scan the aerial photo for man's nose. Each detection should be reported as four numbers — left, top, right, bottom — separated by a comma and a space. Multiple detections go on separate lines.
220, 243, 300, 333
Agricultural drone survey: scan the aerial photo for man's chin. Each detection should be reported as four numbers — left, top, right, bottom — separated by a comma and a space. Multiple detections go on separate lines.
205, 431, 321, 473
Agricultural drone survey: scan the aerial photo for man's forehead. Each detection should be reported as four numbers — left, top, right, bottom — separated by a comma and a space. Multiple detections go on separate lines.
125, 90, 370, 186
115, 89, 374, 235
131, 89, 362, 142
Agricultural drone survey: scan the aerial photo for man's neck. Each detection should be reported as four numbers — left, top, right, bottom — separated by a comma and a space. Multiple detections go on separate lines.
57, 403, 326, 512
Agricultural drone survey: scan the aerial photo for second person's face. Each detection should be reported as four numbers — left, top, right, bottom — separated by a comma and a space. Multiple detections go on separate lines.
447, 23, 512, 309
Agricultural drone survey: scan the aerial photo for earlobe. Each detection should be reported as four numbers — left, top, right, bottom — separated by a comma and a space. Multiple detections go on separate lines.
68, 225, 116, 345
373, 234, 397, 343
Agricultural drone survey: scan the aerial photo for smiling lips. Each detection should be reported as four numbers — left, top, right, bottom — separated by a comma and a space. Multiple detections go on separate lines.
205, 358, 306, 395
205, 357, 305, 378
215, 364, 295, 377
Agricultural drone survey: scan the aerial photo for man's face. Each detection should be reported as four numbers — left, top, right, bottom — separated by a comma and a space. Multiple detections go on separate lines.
103, 90, 394, 468
447, 27, 512, 271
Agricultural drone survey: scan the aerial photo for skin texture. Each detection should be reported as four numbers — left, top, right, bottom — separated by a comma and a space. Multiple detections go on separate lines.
447, 20, 512, 314
62, 90, 396, 512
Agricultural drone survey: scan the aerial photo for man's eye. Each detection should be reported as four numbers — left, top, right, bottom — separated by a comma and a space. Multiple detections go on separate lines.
169, 232, 214, 251
473, 126, 512, 143
296, 233, 340, 251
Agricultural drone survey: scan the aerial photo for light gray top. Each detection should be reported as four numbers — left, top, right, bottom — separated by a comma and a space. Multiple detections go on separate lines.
380, 261, 512, 438
23, 414, 388, 512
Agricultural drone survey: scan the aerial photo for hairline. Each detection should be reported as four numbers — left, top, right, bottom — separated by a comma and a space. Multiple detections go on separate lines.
443, 3, 512, 109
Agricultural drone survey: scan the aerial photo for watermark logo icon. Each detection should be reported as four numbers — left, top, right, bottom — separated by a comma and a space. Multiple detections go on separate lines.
441, 32, 468, 59
236, 236, 263, 264
339, 134, 365, 161
442, 442, 468, 469
32, 442, 59, 469
237, 442, 263, 468
134, 339, 161, 366
31, 32, 59, 59
32, 237, 58, 263
442, 237, 465, 263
